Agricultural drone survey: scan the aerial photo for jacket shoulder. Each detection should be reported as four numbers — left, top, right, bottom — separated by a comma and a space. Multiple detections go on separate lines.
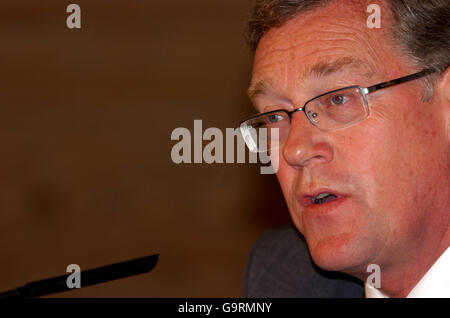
243, 224, 364, 298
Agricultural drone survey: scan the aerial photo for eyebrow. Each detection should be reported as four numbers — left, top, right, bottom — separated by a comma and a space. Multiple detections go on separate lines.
308, 56, 357, 78
247, 56, 371, 100
247, 80, 272, 101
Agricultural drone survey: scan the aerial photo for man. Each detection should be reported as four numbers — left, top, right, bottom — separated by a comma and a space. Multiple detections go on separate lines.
241, 0, 449, 298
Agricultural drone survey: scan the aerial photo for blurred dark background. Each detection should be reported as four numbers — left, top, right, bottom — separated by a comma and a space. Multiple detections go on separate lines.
0, 0, 290, 297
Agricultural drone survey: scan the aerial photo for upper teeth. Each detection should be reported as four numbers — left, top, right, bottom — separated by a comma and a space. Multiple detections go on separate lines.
315, 192, 331, 199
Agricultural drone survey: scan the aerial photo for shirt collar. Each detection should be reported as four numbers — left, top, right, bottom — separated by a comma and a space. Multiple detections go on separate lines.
365, 247, 450, 298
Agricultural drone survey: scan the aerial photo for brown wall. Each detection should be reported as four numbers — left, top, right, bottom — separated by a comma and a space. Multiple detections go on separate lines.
0, 0, 290, 297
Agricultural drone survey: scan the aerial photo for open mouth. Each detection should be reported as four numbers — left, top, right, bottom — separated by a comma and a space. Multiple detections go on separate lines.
311, 192, 338, 205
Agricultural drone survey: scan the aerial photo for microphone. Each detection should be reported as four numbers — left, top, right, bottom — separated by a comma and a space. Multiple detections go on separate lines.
0, 253, 159, 298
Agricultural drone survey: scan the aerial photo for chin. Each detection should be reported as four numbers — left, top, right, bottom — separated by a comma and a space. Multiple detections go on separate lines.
305, 232, 375, 274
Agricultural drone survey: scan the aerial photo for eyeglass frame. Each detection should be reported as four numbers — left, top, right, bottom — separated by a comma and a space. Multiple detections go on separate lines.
240, 69, 435, 141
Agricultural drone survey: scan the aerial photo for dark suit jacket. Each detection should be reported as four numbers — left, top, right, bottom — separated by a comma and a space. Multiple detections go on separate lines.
243, 225, 364, 298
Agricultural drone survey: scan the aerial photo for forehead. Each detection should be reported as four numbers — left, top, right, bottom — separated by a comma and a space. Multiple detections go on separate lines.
251, 2, 398, 93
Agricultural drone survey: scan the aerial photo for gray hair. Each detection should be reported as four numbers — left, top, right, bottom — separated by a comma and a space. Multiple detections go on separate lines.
246, 0, 450, 97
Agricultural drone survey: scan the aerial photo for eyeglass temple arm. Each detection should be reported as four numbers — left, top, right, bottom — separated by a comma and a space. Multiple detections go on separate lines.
364, 69, 435, 94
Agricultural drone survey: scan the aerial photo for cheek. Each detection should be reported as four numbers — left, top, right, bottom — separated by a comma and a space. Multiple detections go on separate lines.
343, 98, 445, 232
331, 115, 403, 227
275, 160, 304, 230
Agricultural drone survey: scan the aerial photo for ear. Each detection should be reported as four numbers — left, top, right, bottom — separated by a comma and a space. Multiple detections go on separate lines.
435, 67, 450, 144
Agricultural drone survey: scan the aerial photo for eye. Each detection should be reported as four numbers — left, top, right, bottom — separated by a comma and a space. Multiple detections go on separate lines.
330, 94, 347, 105
266, 113, 284, 123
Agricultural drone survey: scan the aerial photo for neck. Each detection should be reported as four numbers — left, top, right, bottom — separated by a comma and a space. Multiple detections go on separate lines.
356, 227, 449, 298
382, 236, 448, 298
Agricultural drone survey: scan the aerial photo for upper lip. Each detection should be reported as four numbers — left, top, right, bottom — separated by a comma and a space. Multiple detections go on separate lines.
299, 187, 347, 207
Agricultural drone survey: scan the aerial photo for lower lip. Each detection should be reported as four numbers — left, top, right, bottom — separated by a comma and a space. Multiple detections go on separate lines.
303, 196, 348, 218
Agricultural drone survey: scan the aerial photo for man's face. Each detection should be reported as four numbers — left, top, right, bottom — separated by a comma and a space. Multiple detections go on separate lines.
250, 3, 450, 275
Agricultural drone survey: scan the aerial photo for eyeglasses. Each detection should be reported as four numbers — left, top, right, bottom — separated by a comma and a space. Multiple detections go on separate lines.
239, 69, 434, 153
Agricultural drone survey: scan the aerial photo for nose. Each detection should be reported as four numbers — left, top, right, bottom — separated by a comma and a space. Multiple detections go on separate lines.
282, 111, 334, 168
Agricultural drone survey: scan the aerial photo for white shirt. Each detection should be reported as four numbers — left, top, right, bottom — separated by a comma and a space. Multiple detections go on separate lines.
365, 247, 450, 298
